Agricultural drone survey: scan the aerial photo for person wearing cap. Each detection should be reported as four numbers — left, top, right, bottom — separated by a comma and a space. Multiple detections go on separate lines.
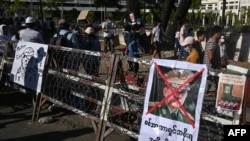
19, 16, 44, 43
102, 17, 115, 53
153, 69, 195, 124
203, 26, 222, 70
180, 36, 199, 63
82, 26, 101, 76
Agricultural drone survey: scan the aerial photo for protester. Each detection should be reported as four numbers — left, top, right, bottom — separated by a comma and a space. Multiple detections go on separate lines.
178, 19, 189, 60
219, 36, 228, 70
102, 17, 115, 53
123, 21, 132, 47
51, 18, 73, 47
151, 20, 163, 59
11, 24, 26, 41
19, 16, 44, 43
174, 26, 181, 58
82, 27, 101, 76
70, 24, 86, 49
0, 24, 11, 41
203, 26, 222, 70
127, 33, 140, 74
193, 29, 206, 64
180, 36, 199, 64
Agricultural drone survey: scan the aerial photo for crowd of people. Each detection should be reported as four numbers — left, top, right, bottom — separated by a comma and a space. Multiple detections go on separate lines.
0, 15, 229, 73
174, 19, 228, 71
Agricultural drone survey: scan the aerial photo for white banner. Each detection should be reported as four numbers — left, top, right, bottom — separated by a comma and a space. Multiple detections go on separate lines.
10, 41, 48, 93
139, 59, 207, 141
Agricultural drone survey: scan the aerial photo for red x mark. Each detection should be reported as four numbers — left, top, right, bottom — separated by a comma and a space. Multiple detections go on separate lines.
146, 62, 204, 128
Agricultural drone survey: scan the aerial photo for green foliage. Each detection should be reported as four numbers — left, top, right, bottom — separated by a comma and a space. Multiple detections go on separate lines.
140, 11, 152, 25
64, 8, 80, 24
94, 0, 120, 7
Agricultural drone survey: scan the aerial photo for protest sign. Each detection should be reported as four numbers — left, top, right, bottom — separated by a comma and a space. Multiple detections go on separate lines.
216, 73, 246, 112
138, 59, 207, 141
10, 41, 48, 93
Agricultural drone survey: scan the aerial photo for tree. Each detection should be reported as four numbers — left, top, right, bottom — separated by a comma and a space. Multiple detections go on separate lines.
43, 0, 60, 18
160, 0, 175, 31
164, 0, 192, 45
6, 0, 27, 17
126, 0, 140, 19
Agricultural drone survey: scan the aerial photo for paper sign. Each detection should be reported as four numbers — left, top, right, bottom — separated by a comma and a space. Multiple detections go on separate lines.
77, 10, 89, 21
10, 41, 48, 93
138, 59, 207, 141
216, 73, 246, 112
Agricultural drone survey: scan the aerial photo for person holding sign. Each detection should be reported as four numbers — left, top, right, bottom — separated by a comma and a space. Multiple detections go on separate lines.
153, 69, 195, 124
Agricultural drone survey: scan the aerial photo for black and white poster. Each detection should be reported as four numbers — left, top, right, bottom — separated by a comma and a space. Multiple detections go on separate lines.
10, 41, 48, 93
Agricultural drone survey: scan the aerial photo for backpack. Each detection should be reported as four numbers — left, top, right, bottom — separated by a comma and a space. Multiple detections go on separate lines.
50, 32, 70, 47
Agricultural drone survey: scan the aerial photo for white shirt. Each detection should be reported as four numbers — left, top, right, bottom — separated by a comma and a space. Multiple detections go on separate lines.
20, 28, 44, 43
102, 22, 115, 38
179, 25, 186, 44
220, 44, 225, 57
152, 26, 162, 42
175, 31, 180, 39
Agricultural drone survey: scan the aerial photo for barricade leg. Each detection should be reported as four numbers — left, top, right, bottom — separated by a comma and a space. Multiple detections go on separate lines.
32, 93, 41, 122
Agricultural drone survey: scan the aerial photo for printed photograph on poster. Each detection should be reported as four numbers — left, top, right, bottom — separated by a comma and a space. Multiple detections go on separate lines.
216, 73, 246, 111
138, 59, 207, 141
149, 66, 201, 124
10, 41, 48, 93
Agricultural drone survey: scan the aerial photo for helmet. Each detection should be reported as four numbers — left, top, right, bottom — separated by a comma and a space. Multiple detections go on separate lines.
84, 27, 94, 34
25, 16, 36, 24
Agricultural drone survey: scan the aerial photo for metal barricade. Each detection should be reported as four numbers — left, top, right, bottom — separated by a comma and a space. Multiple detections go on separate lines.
1, 41, 246, 141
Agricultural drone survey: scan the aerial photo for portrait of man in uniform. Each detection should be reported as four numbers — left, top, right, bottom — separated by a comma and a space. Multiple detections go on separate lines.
150, 67, 201, 124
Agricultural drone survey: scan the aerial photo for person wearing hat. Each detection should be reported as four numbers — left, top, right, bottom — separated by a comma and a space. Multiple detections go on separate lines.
152, 69, 195, 124
82, 26, 101, 76
181, 36, 199, 64
19, 16, 44, 43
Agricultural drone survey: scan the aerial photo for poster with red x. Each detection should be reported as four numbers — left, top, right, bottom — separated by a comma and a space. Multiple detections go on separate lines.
138, 59, 207, 141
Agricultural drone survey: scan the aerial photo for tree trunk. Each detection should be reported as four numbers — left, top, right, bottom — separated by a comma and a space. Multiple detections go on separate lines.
160, 0, 175, 32
126, 0, 141, 19
163, 0, 192, 49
